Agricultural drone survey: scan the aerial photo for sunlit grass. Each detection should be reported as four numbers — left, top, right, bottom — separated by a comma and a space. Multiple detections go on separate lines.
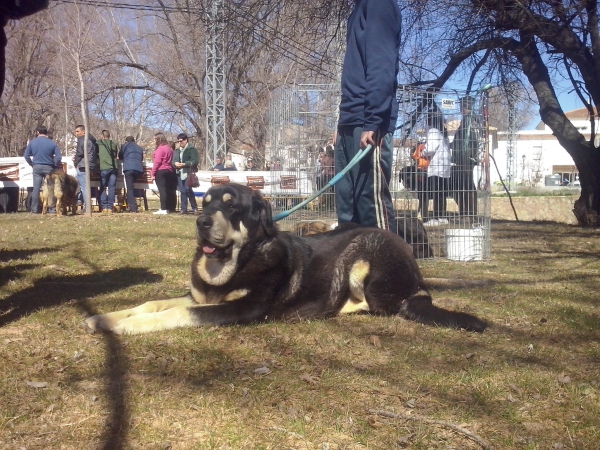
0, 214, 599, 448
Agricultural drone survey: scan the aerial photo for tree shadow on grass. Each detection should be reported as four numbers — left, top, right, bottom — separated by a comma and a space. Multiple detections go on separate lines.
0, 247, 55, 288
0, 267, 163, 450
0, 268, 162, 327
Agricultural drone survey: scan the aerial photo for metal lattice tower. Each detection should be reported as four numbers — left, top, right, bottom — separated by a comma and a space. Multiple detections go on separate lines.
205, 0, 226, 169
505, 82, 519, 190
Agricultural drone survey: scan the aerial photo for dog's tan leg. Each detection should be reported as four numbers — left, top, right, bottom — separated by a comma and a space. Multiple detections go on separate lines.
85, 296, 195, 333
110, 305, 200, 335
56, 195, 63, 217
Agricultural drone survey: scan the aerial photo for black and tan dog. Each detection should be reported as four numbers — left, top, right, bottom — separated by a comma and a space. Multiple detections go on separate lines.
42, 170, 79, 216
85, 183, 486, 335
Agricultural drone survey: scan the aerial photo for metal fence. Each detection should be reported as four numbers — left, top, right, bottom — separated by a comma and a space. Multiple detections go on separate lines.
266, 84, 492, 261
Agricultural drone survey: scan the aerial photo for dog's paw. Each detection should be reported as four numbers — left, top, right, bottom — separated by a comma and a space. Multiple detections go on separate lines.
85, 314, 119, 334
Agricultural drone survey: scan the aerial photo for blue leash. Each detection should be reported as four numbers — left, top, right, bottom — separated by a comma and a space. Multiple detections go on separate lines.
273, 144, 373, 222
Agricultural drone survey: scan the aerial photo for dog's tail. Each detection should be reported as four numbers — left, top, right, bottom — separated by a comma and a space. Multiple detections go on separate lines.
399, 288, 487, 332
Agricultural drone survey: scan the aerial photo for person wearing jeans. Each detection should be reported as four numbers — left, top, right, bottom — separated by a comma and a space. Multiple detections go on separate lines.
72, 125, 98, 212
173, 133, 199, 214
96, 129, 119, 213
23, 125, 62, 214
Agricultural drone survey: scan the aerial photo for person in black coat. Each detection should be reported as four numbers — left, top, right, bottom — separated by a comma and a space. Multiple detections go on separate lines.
118, 136, 145, 212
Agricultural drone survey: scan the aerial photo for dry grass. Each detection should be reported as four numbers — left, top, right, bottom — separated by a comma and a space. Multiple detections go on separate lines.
1, 213, 599, 449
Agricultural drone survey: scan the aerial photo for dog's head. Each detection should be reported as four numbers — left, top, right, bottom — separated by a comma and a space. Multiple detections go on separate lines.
196, 183, 276, 260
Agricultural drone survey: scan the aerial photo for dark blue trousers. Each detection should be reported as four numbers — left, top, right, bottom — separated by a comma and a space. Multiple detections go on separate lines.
334, 126, 397, 232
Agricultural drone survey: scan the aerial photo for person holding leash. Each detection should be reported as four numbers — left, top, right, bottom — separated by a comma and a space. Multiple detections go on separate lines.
334, 0, 401, 232
23, 125, 61, 214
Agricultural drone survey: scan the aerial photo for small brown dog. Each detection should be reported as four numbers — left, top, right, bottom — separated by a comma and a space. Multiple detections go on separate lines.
42, 170, 79, 216
292, 220, 332, 236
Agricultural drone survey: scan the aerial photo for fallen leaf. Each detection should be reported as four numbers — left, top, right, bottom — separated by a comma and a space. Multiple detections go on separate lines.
369, 335, 382, 348
406, 398, 416, 408
398, 433, 414, 447
368, 417, 384, 428
509, 384, 523, 397
254, 366, 271, 375
523, 422, 544, 432
159, 357, 168, 371
26, 380, 48, 388
299, 374, 319, 385
465, 352, 476, 359
557, 374, 571, 384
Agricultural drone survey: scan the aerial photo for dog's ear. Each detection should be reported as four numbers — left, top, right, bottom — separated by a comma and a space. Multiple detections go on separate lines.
252, 191, 276, 237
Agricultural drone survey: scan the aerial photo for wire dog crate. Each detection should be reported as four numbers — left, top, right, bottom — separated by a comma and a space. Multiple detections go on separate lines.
266, 84, 492, 261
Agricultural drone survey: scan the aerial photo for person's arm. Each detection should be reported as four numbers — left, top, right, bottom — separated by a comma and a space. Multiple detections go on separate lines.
73, 141, 82, 167
421, 129, 441, 158
54, 142, 62, 167
189, 146, 199, 168
24, 143, 33, 166
151, 148, 163, 178
363, 0, 400, 133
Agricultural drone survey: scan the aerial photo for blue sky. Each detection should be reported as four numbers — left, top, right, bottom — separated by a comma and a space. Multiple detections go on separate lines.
524, 81, 586, 130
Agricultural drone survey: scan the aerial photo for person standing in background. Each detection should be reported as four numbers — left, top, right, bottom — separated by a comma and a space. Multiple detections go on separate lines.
151, 132, 177, 214
72, 124, 98, 211
23, 125, 61, 214
334, 0, 401, 232
173, 133, 199, 215
451, 95, 481, 218
118, 136, 144, 213
421, 112, 452, 226
96, 129, 119, 213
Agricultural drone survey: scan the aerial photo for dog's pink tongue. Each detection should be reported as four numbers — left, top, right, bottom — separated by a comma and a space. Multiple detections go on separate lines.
203, 244, 216, 254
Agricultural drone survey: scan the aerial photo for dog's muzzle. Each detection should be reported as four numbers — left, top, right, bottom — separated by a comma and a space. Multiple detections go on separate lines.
197, 214, 231, 257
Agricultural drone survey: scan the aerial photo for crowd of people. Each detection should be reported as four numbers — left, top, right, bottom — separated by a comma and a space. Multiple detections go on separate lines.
399, 96, 481, 226
21, 0, 478, 222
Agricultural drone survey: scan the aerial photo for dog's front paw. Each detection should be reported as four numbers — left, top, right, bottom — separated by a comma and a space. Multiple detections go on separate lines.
85, 314, 119, 333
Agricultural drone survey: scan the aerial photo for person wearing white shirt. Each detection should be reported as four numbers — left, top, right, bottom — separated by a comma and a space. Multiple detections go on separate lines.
421, 112, 451, 226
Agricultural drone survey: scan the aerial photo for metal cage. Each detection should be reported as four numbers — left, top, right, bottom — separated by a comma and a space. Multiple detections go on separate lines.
266, 84, 492, 261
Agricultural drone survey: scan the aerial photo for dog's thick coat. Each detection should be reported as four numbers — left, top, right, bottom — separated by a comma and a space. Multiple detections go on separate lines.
42, 170, 79, 216
86, 183, 486, 335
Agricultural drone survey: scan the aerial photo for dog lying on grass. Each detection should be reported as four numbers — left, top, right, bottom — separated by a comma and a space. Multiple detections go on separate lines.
86, 183, 486, 335
42, 170, 79, 216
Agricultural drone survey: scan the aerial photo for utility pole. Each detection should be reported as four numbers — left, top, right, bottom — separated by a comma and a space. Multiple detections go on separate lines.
506, 81, 519, 191
205, 0, 226, 169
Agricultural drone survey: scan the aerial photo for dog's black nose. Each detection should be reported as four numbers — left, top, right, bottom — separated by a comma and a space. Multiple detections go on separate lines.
198, 215, 213, 229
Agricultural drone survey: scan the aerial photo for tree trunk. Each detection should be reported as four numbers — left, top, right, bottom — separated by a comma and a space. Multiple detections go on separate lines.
76, 53, 92, 217
511, 33, 600, 227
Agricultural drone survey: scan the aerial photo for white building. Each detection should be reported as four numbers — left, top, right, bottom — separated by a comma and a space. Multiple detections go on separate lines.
492, 108, 599, 187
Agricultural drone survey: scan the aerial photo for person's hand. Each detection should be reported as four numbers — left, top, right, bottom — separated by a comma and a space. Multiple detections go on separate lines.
360, 131, 375, 149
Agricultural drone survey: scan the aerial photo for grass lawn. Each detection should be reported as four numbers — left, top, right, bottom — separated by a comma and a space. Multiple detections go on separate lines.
1, 212, 599, 449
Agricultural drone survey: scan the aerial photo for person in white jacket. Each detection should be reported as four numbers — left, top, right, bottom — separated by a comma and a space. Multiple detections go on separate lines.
421, 112, 452, 226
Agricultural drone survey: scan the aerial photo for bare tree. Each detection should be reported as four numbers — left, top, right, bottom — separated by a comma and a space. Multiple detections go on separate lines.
0, 14, 61, 156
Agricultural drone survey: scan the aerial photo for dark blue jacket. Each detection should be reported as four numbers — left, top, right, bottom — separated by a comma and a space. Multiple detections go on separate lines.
118, 141, 145, 173
338, 0, 401, 134
24, 135, 61, 167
